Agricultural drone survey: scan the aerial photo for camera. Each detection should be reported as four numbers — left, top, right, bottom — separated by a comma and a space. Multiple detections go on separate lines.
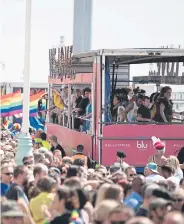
117, 151, 126, 159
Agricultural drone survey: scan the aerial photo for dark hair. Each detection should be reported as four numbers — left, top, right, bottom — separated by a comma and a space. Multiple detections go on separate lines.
77, 144, 84, 152
33, 164, 47, 177
40, 132, 47, 141
114, 95, 121, 102
28, 186, 40, 199
22, 156, 30, 163
64, 176, 82, 188
137, 94, 144, 100
160, 86, 172, 97
161, 165, 175, 174
50, 135, 57, 143
57, 185, 86, 210
177, 147, 184, 164
150, 92, 160, 103
56, 186, 75, 210
142, 96, 150, 101
36, 177, 56, 192
13, 165, 25, 179
73, 158, 85, 167
83, 87, 91, 95
180, 178, 184, 186
152, 188, 172, 200
66, 165, 80, 178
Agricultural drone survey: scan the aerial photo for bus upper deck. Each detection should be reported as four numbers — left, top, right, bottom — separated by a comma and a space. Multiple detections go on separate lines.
47, 47, 184, 168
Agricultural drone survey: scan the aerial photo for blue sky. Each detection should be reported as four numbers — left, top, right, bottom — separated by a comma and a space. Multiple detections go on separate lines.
1, 0, 184, 82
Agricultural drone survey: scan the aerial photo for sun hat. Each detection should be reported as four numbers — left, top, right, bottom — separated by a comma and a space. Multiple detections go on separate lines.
146, 162, 159, 174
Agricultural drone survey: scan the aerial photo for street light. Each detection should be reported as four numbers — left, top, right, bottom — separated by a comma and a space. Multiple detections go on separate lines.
15, 0, 33, 165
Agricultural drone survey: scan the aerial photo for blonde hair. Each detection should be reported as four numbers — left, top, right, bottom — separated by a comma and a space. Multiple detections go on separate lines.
167, 156, 180, 170
103, 184, 124, 201
95, 183, 110, 207
172, 188, 184, 199
93, 200, 121, 222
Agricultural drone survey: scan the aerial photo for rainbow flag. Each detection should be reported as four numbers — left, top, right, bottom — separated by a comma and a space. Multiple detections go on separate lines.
0, 90, 46, 117
29, 91, 46, 116
0, 90, 22, 117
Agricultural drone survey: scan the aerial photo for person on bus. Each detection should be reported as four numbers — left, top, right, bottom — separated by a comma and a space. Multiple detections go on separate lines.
73, 88, 91, 130
81, 91, 92, 133
112, 95, 126, 122
136, 96, 152, 122
73, 89, 83, 108
126, 94, 144, 122
149, 92, 160, 119
153, 86, 173, 123
73, 89, 83, 130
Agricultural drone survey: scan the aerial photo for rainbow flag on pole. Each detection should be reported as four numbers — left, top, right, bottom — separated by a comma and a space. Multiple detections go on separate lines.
0, 90, 22, 117
0, 90, 46, 117
29, 91, 46, 116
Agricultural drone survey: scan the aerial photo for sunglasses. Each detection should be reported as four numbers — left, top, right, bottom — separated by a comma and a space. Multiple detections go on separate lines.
111, 222, 125, 224
3, 172, 13, 176
129, 174, 137, 177
173, 199, 184, 203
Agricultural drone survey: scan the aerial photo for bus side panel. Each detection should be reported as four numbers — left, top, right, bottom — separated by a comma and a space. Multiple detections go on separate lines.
46, 123, 92, 157
101, 124, 184, 167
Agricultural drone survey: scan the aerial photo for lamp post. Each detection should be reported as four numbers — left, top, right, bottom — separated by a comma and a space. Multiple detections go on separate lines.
15, 0, 33, 165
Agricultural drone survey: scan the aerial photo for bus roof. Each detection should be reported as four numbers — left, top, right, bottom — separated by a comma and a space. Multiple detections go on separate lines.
73, 48, 184, 64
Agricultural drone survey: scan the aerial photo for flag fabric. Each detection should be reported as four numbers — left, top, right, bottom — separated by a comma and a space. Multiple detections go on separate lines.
52, 89, 64, 110
0, 90, 46, 117
0, 90, 22, 117
29, 91, 46, 116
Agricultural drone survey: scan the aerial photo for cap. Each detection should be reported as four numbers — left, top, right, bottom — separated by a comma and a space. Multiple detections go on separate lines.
151, 136, 165, 150
149, 198, 171, 211
1, 200, 24, 217
154, 141, 165, 150
146, 163, 159, 174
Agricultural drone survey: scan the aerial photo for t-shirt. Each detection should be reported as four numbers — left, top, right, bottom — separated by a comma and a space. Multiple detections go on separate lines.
1, 183, 9, 196
30, 192, 55, 224
124, 192, 143, 212
136, 207, 148, 217
41, 140, 51, 150
50, 144, 66, 158
145, 174, 165, 184
5, 183, 29, 204
78, 98, 89, 116
137, 105, 151, 121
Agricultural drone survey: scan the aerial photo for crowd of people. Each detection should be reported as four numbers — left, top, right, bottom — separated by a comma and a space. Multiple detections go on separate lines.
49, 85, 184, 134
1, 126, 184, 224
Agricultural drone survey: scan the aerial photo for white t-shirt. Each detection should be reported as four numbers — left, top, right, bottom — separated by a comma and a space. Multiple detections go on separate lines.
127, 102, 139, 122
145, 174, 165, 183
117, 106, 125, 122
174, 168, 183, 180
167, 176, 180, 186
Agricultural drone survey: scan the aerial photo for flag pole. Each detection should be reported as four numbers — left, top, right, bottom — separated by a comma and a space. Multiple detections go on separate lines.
16, 0, 33, 165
